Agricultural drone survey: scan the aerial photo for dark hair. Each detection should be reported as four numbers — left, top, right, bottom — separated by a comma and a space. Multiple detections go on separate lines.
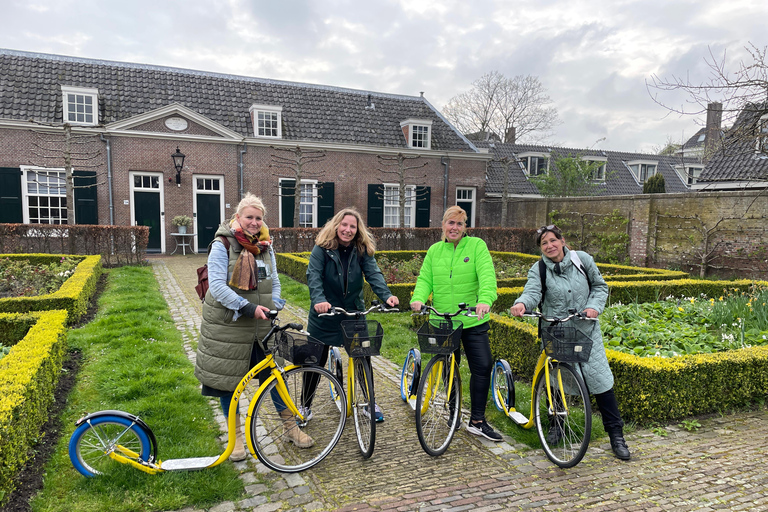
535, 225, 563, 246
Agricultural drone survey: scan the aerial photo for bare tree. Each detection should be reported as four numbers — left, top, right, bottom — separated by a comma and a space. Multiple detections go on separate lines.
376, 153, 429, 228
28, 123, 105, 225
442, 71, 560, 143
269, 145, 326, 227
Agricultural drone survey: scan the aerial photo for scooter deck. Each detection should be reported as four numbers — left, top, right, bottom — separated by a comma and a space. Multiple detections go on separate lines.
160, 456, 220, 471
508, 411, 528, 425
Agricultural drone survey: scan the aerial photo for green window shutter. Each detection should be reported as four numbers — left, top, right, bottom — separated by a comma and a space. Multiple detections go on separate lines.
367, 184, 383, 228
280, 179, 295, 228
0, 168, 23, 223
317, 181, 335, 227
73, 170, 98, 225
415, 186, 431, 227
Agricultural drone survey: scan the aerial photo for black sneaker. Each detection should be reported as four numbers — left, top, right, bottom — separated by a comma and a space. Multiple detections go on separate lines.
546, 421, 563, 445
466, 420, 502, 442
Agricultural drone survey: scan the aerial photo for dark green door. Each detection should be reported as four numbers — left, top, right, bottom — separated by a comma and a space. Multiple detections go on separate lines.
196, 194, 221, 252
74, 170, 99, 224
134, 191, 161, 252
457, 200, 473, 227
0, 167, 23, 223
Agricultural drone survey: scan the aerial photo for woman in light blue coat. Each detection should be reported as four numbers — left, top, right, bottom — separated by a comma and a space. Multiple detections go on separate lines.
510, 225, 630, 460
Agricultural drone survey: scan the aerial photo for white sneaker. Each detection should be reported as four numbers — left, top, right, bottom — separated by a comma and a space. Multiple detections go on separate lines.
297, 406, 313, 423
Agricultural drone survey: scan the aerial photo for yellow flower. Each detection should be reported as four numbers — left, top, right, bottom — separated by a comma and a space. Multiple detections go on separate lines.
689, 298, 695, 304
678, 307, 684, 312
719, 296, 724, 301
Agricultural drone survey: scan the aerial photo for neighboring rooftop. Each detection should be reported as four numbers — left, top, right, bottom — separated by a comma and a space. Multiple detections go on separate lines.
479, 142, 700, 196
0, 48, 476, 152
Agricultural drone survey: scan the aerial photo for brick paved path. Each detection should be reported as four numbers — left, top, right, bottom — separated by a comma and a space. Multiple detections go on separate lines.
151, 255, 768, 512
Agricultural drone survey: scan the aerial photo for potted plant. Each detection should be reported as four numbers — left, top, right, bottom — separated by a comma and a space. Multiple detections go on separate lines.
172, 215, 193, 234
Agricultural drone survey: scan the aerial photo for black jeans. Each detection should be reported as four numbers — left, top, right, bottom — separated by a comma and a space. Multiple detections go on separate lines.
594, 387, 624, 432
454, 322, 493, 422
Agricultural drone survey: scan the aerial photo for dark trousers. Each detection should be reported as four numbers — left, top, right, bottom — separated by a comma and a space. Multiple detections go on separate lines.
594, 387, 624, 432
454, 323, 493, 422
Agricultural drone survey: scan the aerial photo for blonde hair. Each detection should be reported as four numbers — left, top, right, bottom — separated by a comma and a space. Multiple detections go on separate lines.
231, 193, 266, 222
316, 207, 376, 256
441, 206, 468, 242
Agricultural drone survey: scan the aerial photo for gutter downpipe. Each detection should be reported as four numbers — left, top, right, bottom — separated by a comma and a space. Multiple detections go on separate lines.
99, 134, 115, 225
239, 141, 247, 201
441, 156, 450, 211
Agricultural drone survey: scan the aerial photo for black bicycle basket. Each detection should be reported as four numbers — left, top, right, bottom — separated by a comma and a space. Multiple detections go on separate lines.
541, 322, 593, 363
341, 319, 383, 357
416, 319, 463, 355
273, 330, 325, 365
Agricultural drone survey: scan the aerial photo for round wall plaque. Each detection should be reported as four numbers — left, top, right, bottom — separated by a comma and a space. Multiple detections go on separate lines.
165, 117, 188, 131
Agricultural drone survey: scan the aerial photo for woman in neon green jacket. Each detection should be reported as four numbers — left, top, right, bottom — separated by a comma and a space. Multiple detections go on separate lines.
410, 206, 502, 442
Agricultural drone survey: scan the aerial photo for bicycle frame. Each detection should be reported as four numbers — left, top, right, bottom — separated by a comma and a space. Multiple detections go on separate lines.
494, 351, 562, 429
419, 353, 457, 416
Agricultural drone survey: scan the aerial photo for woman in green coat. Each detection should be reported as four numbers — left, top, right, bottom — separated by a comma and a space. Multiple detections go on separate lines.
306, 207, 399, 421
510, 225, 631, 460
410, 206, 502, 442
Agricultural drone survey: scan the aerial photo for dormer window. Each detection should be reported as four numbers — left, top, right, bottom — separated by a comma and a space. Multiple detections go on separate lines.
628, 160, 657, 183
250, 104, 282, 138
756, 113, 768, 153
400, 119, 432, 149
582, 157, 607, 181
61, 86, 98, 125
677, 164, 703, 185
519, 152, 550, 176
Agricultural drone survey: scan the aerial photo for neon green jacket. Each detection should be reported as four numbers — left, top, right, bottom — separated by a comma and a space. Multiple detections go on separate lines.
411, 235, 497, 328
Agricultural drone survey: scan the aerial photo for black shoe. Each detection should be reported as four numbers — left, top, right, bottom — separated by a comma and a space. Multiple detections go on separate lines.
608, 430, 631, 460
467, 420, 502, 442
546, 421, 563, 445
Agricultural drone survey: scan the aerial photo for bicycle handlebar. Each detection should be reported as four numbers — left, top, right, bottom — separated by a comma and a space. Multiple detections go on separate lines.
522, 309, 597, 323
411, 302, 474, 319
318, 301, 399, 318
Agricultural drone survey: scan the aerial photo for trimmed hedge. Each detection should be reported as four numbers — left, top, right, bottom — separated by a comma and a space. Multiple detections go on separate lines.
487, 312, 768, 423
0, 310, 68, 503
0, 254, 102, 323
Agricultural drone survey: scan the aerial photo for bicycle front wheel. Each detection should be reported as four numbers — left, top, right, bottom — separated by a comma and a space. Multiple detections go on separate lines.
249, 366, 346, 473
534, 361, 591, 468
352, 357, 376, 458
415, 355, 461, 457
69, 415, 152, 477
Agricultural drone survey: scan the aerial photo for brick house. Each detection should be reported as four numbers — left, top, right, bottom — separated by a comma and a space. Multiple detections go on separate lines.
0, 49, 490, 253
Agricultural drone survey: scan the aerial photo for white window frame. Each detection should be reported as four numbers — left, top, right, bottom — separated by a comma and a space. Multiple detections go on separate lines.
20, 166, 69, 224
582, 157, 607, 182
455, 187, 476, 227
278, 179, 318, 227
61, 85, 98, 126
676, 165, 704, 186
400, 118, 432, 150
250, 104, 282, 139
756, 114, 768, 153
627, 160, 658, 183
519, 152, 550, 176
383, 183, 415, 228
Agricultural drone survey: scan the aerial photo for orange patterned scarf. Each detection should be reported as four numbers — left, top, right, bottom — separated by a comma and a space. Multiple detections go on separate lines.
229, 224, 271, 290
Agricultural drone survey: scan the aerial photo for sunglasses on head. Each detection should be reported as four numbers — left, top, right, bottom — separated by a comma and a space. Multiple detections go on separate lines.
537, 225, 557, 234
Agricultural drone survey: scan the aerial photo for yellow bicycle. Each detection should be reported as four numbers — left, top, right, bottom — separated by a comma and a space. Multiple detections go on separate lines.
323, 302, 398, 458
492, 309, 595, 468
68, 310, 347, 475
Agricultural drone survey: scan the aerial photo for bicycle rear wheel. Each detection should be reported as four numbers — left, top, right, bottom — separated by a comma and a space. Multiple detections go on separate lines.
352, 357, 376, 458
69, 415, 152, 477
249, 366, 346, 473
534, 361, 591, 468
491, 359, 515, 412
415, 355, 461, 457
400, 348, 421, 407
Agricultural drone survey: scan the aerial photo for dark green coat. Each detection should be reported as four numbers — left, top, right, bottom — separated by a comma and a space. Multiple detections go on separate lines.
306, 244, 393, 346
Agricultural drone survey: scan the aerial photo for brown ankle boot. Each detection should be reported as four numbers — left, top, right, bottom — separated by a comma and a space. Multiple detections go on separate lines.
279, 410, 314, 448
229, 414, 246, 461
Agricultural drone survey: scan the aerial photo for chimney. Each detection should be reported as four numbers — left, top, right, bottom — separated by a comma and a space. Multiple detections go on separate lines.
704, 102, 722, 159
505, 126, 516, 144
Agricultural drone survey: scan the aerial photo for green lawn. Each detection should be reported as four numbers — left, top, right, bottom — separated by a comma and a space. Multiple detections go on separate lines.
32, 267, 246, 512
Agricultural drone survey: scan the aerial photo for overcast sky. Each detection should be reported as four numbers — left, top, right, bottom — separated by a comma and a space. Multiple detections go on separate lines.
1, 0, 766, 152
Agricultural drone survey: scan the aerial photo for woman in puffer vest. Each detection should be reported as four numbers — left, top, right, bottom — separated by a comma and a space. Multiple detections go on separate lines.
510, 225, 631, 460
195, 193, 311, 461
410, 206, 502, 442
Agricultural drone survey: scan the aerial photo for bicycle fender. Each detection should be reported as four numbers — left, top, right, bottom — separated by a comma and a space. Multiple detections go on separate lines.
74, 410, 159, 463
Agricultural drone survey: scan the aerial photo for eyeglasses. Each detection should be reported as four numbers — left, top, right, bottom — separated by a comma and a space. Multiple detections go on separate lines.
537, 225, 556, 234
